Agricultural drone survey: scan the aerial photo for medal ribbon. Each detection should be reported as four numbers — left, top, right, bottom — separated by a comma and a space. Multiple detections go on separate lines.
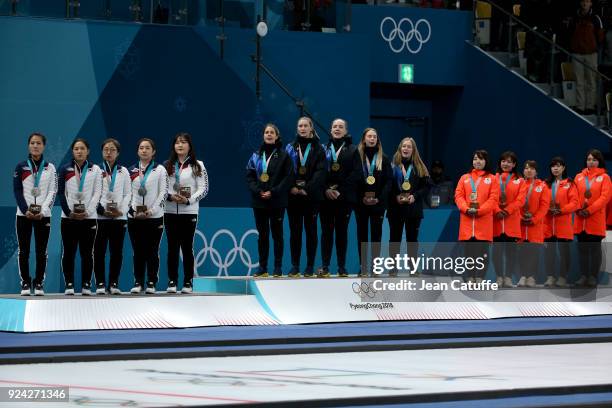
75, 160, 89, 194
105, 161, 118, 193
27, 158, 45, 189
524, 180, 535, 206
585, 176, 592, 195
261, 150, 276, 175
298, 143, 311, 168
330, 142, 345, 164
174, 157, 190, 187
499, 173, 512, 194
139, 161, 155, 191
365, 153, 378, 177
552, 180, 559, 202
469, 176, 482, 196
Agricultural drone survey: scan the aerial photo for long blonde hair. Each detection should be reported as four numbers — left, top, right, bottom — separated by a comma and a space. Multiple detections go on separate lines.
358, 127, 383, 171
392, 137, 429, 177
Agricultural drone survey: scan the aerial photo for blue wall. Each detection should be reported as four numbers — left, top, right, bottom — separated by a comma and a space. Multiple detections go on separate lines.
0, 6, 611, 294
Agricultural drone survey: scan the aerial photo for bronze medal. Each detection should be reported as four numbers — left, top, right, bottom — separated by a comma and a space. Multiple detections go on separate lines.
470, 192, 478, 201
366, 176, 376, 185
260, 173, 269, 182
299, 166, 307, 175
401, 181, 411, 191
331, 163, 340, 172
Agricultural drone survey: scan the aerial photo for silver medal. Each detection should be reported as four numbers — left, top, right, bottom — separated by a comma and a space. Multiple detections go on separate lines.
75, 192, 84, 201
31, 187, 40, 197
138, 187, 147, 197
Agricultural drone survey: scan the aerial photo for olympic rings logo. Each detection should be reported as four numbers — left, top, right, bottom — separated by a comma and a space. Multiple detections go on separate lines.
352, 281, 377, 299
193, 229, 259, 276
379, 17, 432, 54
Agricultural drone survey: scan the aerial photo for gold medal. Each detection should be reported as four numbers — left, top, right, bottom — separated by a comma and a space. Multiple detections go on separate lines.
401, 181, 411, 191
260, 173, 269, 182
331, 163, 340, 172
470, 192, 478, 201
299, 167, 306, 175
366, 176, 376, 185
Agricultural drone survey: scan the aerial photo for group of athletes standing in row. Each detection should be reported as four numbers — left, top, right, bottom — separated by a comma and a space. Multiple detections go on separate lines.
15, 116, 610, 295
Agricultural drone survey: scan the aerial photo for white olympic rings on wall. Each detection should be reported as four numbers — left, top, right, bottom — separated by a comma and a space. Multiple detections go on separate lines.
380, 17, 432, 54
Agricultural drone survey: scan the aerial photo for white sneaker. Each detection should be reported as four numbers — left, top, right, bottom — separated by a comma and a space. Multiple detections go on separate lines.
166, 280, 177, 294
495, 276, 504, 286
96, 283, 106, 295
20, 282, 31, 296
516, 276, 527, 287
145, 282, 156, 294
64, 283, 75, 296
526, 276, 536, 287
556, 276, 568, 288
109, 283, 121, 295
503, 277, 514, 288
543, 276, 555, 287
130, 283, 143, 294
82, 286, 92, 296
34, 283, 44, 296
574, 276, 587, 287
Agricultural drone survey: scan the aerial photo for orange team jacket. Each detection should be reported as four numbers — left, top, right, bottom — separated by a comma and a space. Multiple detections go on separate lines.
574, 168, 612, 237
544, 179, 580, 240
493, 172, 526, 239
455, 170, 500, 241
606, 193, 612, 227
519, 179, 550, 243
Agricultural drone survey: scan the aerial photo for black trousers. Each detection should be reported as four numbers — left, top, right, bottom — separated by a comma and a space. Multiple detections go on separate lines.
61, 218, 97, 286
165, 213, 198, 283
16, 216, 51, 285
577, 232, 603, 278
253, 208, 285, 270
355, 207, 384, 271
388, 214, 421, 264
287, 204, 318, 267
544, 237, 572, 278
93, 219, 127, 286
319, 201, 351, 268
128, 217, 164, 285
461, 237, 490, 279
492, 234, 518, 278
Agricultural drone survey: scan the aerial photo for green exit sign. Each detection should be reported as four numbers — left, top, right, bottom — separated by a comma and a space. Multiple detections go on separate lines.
399, 64, 414, 83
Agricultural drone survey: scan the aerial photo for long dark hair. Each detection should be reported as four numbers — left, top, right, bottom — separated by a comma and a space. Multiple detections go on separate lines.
471, 149, 493, 174
165, 132, 202, 177
496, 151, 519, 178
585, 149, 606, 169
545, 156, 570, 187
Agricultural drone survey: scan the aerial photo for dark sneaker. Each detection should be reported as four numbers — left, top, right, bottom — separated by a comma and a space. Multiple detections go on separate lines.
272, 267, 283, 278
317, 266, 330, 278
287, 266, 300, 278
82, 282, 92, 296
145, 281, 156, 294
20, 282, 31, 296
166, 280, 177, 293
96, 282, 106, 295
109, 282, 121, 295
130, 282, 143, 294
303, 266, 314, 278
34, 283, 44, 296
338, 267, 349, 278
64, 282, 75, 295
181, 281, 193, 294
253, 267, 269, 278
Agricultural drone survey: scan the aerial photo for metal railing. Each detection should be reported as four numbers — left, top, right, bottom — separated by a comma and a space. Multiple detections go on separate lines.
477, 0, 611, 125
